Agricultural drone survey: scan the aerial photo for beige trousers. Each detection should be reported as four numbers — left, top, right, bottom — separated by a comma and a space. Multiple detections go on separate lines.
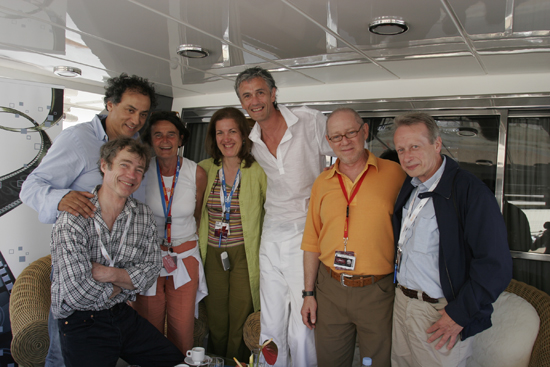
391, 287, 473, 367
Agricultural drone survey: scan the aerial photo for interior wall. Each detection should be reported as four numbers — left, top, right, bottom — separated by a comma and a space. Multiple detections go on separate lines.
0, 79, 64, 278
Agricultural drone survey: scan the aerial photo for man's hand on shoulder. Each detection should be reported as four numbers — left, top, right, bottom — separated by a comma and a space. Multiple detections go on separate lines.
58, 191, 96, 218
426, 308, 464, 350
301, 296, 317, 330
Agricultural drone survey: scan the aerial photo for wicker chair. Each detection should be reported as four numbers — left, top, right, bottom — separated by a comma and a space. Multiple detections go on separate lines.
505, 279, 550, 367
243, 281, 550, 367
243, 311, 261, 351
9, 255, 52, 366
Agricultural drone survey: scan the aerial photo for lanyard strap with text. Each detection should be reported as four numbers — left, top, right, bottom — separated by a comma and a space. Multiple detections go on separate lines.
219, 166, 241, 222
93, 213, 132, 268
337, 169, 368, 251
156, 158, 181, 244
218, 166, 240, 247
397, 175, 442, 248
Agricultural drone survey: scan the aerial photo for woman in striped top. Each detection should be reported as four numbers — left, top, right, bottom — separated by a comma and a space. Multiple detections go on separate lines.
198, 107, 267, 362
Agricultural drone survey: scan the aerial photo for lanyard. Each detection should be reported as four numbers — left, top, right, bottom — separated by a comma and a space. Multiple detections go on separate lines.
94, 213, 132, 268
397, 175, 442, 248
156, 158, 181, 244
219, 166, 241, 222
218, 166, 240, 247
336, 169, 368, 251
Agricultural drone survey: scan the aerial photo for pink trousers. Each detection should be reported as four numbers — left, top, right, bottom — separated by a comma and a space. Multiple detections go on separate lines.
131, 247, 199, 354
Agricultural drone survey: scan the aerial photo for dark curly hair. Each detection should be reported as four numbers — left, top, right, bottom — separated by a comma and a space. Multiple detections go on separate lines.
104, 73, 157, 109
205, 107, 255, 168
141, 111, 190, 148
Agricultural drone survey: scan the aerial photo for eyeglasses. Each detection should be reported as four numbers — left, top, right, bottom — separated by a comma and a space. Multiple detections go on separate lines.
327, 127, 363, 142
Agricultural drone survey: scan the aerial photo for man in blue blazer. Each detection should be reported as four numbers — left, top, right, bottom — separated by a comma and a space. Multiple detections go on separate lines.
391, 112, 512, 367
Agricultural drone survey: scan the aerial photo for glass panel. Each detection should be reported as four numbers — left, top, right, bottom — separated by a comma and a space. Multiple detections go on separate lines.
504, 117, 550, 253
367, 115, 500, 190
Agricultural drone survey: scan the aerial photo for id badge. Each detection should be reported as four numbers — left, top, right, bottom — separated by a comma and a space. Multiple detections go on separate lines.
214, 221, 230, 239
334, 251, 356, 271
395, 247, 403, 273
162, 254, 177, 273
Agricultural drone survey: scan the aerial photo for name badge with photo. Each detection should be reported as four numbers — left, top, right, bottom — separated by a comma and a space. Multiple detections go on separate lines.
334, 251, 356, 271
214, 221, 230, 239
162, 254, 178, 273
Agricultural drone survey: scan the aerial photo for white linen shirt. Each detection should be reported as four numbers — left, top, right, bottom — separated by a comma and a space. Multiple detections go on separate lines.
249, 105, 333, 242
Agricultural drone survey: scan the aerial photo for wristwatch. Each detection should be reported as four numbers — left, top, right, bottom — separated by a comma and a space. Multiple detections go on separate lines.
302, 290, 315, 298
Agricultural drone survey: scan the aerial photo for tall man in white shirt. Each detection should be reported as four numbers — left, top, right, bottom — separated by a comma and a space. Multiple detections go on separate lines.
235, 67, 333, 367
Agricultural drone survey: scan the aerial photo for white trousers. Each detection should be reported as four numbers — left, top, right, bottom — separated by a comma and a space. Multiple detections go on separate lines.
259, 232, 317, 367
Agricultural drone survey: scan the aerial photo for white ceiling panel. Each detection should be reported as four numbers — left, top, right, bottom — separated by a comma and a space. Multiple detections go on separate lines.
383, 56, 486, 79
287, 0, 457, 49
513, 0, 550, 33
298, 62, 396, 84
481, 53, 550, 74
0, 0, 548, 108
446, 0, 506, 35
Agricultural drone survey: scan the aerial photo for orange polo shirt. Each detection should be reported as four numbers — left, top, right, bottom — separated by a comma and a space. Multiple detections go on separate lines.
301, 150, 406, 275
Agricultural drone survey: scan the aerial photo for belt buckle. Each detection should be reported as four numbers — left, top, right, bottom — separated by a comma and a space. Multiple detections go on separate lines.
340, 273, 352, 287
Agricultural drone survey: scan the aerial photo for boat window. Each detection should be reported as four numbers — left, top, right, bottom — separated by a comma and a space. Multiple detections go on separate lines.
504, 117, 550, 254
367, 115, 500, 191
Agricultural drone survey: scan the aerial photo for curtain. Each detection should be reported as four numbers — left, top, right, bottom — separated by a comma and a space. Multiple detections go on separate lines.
183, 123, 209, 163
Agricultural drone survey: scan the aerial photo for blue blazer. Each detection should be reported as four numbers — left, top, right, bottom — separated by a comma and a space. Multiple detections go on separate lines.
393, 156, 512, 339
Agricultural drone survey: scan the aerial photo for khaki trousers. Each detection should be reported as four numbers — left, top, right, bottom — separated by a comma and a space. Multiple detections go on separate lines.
315, 266, 394, 367
391, 287, 473, 367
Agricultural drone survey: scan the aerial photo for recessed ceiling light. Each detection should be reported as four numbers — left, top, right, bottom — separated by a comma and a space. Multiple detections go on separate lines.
456, 127, 478, 137
369, 17, 408, 36
53, 66, 82, 77
177, 44, 209, 58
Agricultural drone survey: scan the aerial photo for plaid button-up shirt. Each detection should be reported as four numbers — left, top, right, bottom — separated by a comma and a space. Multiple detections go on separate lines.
51, 187, 161, 319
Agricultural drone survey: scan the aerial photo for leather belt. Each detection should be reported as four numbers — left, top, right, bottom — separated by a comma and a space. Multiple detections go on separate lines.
398, 285, 439, 304
160, 240, 196, 254
324, 264, 388, 287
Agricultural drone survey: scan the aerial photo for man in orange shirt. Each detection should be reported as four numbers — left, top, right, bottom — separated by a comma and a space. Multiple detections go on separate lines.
300, 108, 405, 367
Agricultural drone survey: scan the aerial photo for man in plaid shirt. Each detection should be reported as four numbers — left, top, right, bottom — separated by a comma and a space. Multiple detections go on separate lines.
50, 137, 185, 367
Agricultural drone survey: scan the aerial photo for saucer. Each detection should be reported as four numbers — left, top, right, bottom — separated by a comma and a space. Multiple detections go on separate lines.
184, 356, 212, 366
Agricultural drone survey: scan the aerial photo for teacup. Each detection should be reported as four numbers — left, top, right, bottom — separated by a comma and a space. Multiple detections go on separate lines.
186, 347, 205, 363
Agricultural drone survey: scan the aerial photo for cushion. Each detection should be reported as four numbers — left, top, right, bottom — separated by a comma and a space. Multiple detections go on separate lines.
467, 291, 539, 367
